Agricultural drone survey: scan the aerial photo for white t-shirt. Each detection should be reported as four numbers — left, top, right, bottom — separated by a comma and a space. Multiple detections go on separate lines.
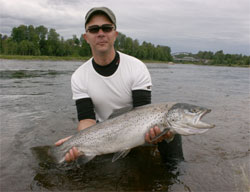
71, 52, 152, 122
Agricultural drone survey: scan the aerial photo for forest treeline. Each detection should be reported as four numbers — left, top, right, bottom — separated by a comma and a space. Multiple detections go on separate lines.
0, 25, 172, 61
0, 25, 249, 66
175, 51, 250, 66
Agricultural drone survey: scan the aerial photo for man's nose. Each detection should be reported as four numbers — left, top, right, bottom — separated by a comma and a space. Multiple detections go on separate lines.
97, 29, 105, 36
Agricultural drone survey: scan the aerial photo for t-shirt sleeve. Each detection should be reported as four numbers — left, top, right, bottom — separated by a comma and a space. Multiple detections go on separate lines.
132, 89, 151, 107
131, 62, 152, 91
75, 98, 96, 121
71, 72, 89, 101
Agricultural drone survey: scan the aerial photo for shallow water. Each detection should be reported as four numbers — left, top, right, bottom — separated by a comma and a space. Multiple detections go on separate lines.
0, 59, 249, 191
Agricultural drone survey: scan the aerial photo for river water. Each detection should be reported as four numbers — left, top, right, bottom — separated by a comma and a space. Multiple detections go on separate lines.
0, 59, 249, 191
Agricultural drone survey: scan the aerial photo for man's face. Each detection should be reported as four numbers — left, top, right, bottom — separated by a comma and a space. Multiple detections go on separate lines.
84, 14, 118, 55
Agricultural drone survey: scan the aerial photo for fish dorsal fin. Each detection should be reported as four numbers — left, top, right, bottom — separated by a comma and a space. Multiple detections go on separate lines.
112, 149, 131, 162
108, 106, 133, 119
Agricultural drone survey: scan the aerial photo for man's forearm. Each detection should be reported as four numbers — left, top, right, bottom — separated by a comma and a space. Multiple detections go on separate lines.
77, 119, 96, 131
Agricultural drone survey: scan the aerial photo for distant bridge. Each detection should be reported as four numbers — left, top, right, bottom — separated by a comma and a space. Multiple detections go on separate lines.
171, 52, 203, 62
171, 52, 191, 56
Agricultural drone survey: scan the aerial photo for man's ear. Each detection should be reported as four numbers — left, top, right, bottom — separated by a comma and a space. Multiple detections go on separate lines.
115, 31, 119, 38
113, 31, 118, 41
83, 34, 89, 44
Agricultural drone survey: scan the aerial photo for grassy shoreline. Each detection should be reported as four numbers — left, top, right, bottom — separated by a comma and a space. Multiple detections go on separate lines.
0, 54, 170, 64
0, 55, 90, 61
176, 61, 249, 68
0, 55, 248, 67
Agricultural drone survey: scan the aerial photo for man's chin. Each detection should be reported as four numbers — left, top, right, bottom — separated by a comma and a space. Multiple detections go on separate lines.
96, 47, 110, 53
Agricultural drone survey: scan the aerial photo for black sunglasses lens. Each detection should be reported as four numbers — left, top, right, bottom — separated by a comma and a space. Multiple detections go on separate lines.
88, 26, 100, 33
102, 26, 113, 32
87, 25, 113, 33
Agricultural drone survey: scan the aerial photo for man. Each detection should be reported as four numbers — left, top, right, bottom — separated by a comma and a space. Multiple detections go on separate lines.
56, 7, 183, 163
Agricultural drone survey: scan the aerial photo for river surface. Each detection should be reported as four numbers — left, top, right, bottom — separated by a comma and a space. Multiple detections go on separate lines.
0, 59, 249, 191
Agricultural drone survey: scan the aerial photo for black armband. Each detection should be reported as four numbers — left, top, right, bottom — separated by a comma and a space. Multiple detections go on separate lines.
75, 98, 96, 121
132, 90, 151, 107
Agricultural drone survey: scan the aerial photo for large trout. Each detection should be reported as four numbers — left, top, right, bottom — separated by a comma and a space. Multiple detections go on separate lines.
49, 103, 215, 163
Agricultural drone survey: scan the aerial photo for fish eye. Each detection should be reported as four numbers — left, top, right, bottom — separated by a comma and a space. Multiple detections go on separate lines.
190, 108, 198, 113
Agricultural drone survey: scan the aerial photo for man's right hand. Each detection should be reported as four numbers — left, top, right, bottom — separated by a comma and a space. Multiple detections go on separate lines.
55, 136, 80, 162
55, 119, 96, 162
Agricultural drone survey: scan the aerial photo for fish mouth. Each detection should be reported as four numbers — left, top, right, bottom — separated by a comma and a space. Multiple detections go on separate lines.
194, 109, 215, 129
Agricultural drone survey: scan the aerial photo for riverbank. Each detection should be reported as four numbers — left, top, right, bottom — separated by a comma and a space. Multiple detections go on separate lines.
0, 55, 90, 61
0, 55, 249, 67
176, 62, 249, 68
0, 55, 170, 64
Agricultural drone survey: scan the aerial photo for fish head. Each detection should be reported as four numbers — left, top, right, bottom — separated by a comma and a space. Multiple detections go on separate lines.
166, 103, 215, 135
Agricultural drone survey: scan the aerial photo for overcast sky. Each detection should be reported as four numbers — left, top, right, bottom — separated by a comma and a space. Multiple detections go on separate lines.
0, 0, 249, 55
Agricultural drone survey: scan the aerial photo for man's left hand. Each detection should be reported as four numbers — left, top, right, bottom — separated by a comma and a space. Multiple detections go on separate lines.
145, 126, 173, 144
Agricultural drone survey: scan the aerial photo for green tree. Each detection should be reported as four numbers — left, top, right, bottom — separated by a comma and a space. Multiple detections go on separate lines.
124, 37, 133, 55
47, 28, 59, 41
213, 50, 224, 64
47, 28, 60, 56
0, 34, 3, 53
115, 33, 126, 51
35, 25, 48, 40
11, 25, 28, 43
73, 35, 80, 46
27, 25, 39, 43
79, 39, 91, 56
5, 39, 18, 55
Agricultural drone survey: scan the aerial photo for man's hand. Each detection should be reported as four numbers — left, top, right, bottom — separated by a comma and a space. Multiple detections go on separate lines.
55, 136, 79, 162
145, 126, 174, 144
54, 119, 96, 163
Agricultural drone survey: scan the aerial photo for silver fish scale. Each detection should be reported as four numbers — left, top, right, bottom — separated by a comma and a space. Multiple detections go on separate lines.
167, 109, 183, 122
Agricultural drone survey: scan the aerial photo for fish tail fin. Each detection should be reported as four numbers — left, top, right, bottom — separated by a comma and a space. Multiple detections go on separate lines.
48, 145, 68, 164
33, 145, 95, 164
31, 145, 67, 163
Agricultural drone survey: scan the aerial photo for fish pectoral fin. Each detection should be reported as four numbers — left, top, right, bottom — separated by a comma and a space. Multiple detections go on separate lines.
151, 128, 170, 142
164, 134, 175, 143
112, 149, 131, 162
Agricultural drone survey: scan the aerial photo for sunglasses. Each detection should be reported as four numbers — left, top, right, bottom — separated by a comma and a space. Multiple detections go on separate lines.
87, 24, 114, 34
